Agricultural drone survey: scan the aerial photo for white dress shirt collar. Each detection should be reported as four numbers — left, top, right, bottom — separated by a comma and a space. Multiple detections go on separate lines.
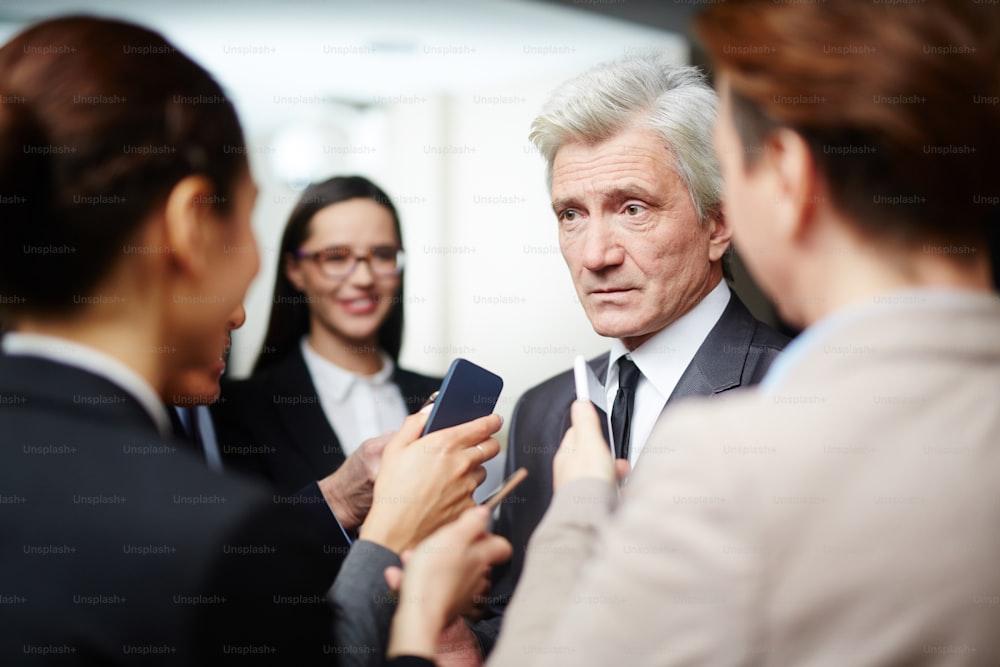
607, 279, 732, 397
603, 279, 731, 466
1, 332, 171, 437
299, 337, 396, 402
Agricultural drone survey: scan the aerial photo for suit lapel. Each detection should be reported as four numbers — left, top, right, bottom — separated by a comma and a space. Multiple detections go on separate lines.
271, 349, 347, 474
666, 293, 755, 404
631, 294, 758, 470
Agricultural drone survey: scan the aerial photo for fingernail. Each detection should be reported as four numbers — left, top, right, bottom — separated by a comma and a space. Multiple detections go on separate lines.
497, 414, 504, 427
420, 403, 433, 415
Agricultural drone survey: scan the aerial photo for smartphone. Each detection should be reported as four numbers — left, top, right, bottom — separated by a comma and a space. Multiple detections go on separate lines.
421, 358, 504, 435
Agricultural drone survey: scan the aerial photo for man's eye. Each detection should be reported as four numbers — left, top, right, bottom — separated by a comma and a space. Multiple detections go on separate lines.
624, 204, 644, 216
560, 209, 579, 222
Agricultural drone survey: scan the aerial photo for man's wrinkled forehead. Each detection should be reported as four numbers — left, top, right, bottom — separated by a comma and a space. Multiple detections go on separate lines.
550, 132, 683, 208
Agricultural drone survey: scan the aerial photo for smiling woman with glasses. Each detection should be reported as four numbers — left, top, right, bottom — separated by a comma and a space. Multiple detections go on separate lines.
212, 175, 441, 495
294, 243, 406, 281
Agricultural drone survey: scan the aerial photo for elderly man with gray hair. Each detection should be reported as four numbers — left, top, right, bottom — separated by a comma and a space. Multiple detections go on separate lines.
467, 52, 788, 657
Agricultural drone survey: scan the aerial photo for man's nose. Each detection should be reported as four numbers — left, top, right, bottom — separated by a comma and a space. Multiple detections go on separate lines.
581, 217, 625, 272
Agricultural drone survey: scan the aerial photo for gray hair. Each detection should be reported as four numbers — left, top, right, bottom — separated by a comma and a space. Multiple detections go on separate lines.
529, 53, 722, 224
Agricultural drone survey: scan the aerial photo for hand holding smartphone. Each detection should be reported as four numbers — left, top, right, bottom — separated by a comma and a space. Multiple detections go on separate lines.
422, 358, 503, 436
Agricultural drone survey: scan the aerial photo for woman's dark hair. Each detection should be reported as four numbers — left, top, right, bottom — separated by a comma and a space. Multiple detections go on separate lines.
253, 176, 405, 373
0, 16, 248, 318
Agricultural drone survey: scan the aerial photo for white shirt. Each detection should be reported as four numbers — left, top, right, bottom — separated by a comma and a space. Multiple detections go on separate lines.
1, 332, 171, 438
604, 279, 731, 467
299, 337, 409, 456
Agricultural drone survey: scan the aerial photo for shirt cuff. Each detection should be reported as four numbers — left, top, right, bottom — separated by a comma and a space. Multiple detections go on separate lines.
295, 482, 354, 549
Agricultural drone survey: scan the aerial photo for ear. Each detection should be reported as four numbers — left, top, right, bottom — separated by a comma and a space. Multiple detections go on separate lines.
285, 252, 306, 292
706, 206, 733, 263
762, 128, 818, 243
163, 175, 218, 279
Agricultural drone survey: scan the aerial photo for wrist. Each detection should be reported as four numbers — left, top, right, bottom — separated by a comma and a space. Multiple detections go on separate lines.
318, 476, 359, 531
358, 513, 408, 554
388, 594, 445, 659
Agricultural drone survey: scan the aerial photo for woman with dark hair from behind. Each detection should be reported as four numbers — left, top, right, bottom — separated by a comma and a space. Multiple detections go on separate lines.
0, 15, 345, 664
213, 176, 441, 505
0, 16, 504, 667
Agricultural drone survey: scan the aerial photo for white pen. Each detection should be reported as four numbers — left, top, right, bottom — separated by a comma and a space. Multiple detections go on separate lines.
573, 355, 590, 403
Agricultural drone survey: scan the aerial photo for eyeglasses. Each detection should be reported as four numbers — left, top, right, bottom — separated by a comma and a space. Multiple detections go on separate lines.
293, 245, 405, 280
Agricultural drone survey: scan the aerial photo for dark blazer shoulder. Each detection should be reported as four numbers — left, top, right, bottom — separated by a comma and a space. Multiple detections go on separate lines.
742, 301, 790, 385
516, 351, 606, 408
0, 356, 340, 663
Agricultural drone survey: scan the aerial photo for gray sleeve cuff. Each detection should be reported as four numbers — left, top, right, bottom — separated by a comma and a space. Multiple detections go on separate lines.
331, 540, 402, 667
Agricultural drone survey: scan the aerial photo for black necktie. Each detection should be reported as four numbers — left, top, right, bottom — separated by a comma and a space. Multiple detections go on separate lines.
610, 357, 641, 461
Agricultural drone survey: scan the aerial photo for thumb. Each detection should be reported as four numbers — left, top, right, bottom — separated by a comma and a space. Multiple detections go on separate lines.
570, 399, 602, 433
614, 459, 631, 482
369, 432, 393, 456
469, 534, 513, 569
390, 406, 431, 449
450, 505, 491, 541
384, 565, 403, 592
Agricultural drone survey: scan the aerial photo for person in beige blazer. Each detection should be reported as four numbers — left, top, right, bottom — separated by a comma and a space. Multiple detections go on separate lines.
375, 2, 1000, 666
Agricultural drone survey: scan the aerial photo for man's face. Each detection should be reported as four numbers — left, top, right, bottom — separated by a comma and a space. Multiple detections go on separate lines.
552, 126, 723, 349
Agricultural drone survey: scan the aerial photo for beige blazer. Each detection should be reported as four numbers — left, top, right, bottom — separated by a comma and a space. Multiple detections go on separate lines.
491, 291, 1000, 666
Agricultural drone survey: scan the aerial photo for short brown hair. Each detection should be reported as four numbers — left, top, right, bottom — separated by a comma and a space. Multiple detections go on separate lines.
697, 1, 1000, 248
0, 16, 248, 316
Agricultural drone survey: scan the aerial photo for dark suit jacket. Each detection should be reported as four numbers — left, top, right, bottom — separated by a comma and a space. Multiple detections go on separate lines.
0, 354, 349, 665
473, 292, 789, 653
211, 348, 440, 494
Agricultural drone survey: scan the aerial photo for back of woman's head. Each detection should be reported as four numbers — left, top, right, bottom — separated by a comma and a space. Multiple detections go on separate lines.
0, 16, 248, 318
697, 1, 1000, 248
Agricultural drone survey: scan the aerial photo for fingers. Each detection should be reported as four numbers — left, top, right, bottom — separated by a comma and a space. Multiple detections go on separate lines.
558, 426, 576, 452
451, 505, 491, 540
471, 465, 487, 487
364, 432, 394, 455
384, 565, 403, 592
460, 466, 487, 496
464, 438, 500, 466
570, 399, 602, 433
614, 459, 631, 482
469, 533, 513, 569
430, 414, 502, 451
388, 409, 431, 451
415, 505, 488, 557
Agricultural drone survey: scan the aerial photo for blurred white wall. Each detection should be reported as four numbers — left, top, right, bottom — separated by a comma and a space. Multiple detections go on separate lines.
1, 1, 688, 487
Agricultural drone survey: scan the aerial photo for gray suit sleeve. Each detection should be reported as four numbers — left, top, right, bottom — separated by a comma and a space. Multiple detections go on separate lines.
330, 539, 402, 667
